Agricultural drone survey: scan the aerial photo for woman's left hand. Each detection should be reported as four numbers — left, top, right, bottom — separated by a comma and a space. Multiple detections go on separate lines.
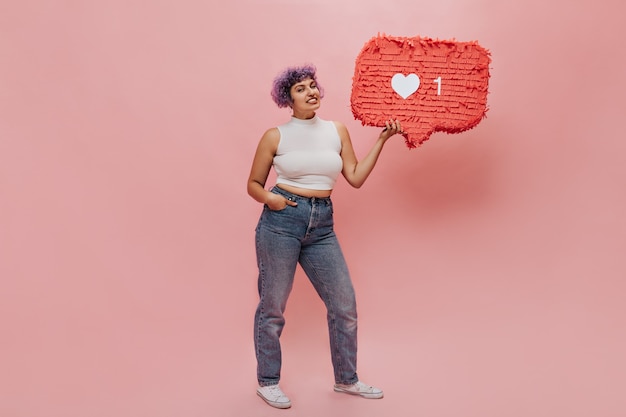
379, 119, 403, 141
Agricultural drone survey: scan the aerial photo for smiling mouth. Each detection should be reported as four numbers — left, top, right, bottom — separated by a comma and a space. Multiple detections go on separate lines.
306, 97, 318, 104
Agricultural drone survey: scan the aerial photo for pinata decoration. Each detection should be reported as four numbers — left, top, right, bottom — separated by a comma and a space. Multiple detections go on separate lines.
351, 34, 491, 148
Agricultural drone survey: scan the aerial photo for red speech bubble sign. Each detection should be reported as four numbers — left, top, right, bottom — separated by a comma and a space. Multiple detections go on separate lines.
351, 35, 491, 148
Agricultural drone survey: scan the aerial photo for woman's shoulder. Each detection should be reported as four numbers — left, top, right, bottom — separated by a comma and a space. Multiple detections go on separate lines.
330, 120, 349, 136
259, 127, 280, 147
262, 126, 280, 136
260, 126, 280, 138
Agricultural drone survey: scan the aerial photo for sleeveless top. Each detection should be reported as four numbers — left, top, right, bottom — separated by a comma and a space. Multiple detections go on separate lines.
273, 115, 343, 191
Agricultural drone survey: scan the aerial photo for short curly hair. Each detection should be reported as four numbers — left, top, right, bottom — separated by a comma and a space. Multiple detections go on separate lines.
270, 64, 324, 108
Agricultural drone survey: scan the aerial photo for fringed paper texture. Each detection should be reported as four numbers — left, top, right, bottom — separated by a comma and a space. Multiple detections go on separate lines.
351, 34, 491, 149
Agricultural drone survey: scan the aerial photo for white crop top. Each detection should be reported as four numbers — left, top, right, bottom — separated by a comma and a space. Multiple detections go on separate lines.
273, 115, 343, 191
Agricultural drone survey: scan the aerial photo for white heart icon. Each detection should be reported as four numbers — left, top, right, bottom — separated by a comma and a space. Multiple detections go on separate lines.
391, 73, 420, 99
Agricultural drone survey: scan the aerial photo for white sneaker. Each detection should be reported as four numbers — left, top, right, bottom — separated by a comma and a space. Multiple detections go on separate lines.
257, 384, 292, 409
334, 380, 384, 399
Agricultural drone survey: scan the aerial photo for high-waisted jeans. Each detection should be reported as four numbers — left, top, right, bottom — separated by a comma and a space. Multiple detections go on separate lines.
254, 186, 359, 387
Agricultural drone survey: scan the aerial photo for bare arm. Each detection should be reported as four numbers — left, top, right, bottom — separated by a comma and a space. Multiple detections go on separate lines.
337, 119, 402, 188
247, 128, 298, 210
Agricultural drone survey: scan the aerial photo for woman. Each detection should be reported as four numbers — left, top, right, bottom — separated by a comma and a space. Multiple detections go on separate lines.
247, 64, 402, 409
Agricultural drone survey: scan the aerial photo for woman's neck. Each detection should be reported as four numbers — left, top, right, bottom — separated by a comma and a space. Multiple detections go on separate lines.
292, 110, 316, 120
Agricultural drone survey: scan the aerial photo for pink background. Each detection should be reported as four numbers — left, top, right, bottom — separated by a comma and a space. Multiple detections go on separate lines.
1, 1, 625, 416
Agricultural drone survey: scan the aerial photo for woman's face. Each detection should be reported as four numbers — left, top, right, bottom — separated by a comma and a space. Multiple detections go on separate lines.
289, 77, 321, 117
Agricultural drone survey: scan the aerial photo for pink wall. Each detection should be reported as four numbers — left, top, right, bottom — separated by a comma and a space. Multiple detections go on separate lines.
1, 1, 625, 416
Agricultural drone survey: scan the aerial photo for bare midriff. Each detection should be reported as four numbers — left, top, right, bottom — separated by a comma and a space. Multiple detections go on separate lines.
276, 184, 332, 198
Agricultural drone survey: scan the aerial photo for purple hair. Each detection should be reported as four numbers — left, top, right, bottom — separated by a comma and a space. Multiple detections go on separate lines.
270, 64, 324, 108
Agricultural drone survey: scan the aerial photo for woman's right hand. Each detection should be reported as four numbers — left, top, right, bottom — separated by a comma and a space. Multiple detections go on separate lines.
265, 192, 298, 211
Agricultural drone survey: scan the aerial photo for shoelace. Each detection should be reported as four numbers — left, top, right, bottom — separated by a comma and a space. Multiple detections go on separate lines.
266, 385, 285, 398
354, 381, 374, 392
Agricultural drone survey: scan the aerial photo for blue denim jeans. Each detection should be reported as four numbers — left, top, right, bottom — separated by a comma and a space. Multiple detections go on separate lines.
254, 186, 359, 387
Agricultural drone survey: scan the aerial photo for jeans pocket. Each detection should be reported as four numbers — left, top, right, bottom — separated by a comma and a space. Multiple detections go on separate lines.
266, 204, 288, 212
